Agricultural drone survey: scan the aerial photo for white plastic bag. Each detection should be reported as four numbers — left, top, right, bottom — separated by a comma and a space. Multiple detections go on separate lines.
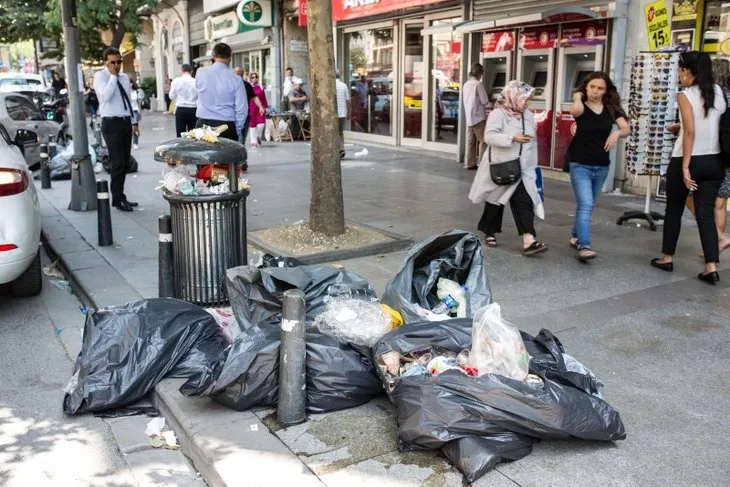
314, 298, 393, 347
468, 303, 530, 380
435, 278, 468, 318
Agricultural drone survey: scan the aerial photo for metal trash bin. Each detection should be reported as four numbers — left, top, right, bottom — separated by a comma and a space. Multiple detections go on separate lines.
155, 136, 248, 306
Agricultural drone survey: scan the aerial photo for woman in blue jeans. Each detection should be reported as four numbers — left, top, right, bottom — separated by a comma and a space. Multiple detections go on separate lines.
567, 72, 629, 261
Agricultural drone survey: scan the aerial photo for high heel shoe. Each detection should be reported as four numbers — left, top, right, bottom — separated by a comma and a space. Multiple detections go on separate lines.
650, 258, 673, 272
698, 271, 720, 285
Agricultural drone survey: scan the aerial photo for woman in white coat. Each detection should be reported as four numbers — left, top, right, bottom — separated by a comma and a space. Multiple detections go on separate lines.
468, 80, 548, 255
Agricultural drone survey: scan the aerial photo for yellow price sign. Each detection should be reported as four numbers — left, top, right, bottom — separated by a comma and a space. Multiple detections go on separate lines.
645, 0, 670, 51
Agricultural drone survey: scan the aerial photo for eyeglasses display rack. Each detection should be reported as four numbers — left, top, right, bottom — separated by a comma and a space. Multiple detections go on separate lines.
617, 51, 680, 231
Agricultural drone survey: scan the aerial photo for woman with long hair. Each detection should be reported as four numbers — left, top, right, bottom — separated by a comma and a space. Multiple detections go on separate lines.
469, 80, 548, 255
248, 72, 268, 148
567, 72, 630, 261
651, 51, 727, 284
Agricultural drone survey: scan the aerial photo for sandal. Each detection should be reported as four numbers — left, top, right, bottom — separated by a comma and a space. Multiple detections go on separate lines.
569, 238, 579, 250
578, 248, 597, 261
524, 241, 548, 256
485, 236, 498, 248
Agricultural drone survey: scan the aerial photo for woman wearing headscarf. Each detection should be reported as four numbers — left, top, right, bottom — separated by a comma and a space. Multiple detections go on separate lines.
469, 80, 548, 255
248, 72, 269, 147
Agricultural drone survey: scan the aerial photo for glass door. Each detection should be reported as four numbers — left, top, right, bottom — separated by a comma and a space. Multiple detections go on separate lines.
249, 51, 262, 77
401, 21, 425, 142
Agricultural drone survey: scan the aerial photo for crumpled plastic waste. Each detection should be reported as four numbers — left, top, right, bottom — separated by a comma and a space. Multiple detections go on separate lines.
436, 278, 469, 318
145, 417, 179, 450
468, 303, 530, 381
181, 125, 226, 143
314, 297, 393, 347
156, 164, 250, 196
204, 307, 242, 343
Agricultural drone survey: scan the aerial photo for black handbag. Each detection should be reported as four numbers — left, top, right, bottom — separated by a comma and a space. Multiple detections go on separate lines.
489, 114, 524, 186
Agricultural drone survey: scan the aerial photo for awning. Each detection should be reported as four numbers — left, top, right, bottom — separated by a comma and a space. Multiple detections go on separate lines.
454, 5, 613, 34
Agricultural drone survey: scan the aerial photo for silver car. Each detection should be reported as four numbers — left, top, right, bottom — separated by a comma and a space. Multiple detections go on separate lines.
0, 92, 62, 168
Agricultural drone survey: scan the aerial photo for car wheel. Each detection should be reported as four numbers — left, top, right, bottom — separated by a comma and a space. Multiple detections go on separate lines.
11, 250, 43, 297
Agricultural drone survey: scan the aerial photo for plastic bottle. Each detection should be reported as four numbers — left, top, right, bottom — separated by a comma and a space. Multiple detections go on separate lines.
431, 284, 469, 315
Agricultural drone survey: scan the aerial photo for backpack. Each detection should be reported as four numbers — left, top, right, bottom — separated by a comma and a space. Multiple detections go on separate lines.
719, 89, 730, 168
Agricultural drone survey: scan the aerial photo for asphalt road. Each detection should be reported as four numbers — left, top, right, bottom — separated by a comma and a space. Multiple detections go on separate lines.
0, 250, 202, 487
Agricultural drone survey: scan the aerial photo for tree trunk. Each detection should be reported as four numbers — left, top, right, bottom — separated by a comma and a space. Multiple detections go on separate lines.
110, 24, 126, 49
307, 0, 345, 236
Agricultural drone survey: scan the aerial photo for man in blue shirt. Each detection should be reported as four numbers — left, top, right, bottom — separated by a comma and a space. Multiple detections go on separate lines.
195, 43, 248, 141
94, 47, 138, 212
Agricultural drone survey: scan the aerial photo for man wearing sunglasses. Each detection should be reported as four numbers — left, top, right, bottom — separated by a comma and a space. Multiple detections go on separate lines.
94, 47, 138, 212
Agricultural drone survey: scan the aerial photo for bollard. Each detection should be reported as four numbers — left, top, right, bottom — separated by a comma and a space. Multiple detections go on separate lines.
39, 143, 51, 189
278, 289, 307, 427
48, 135, 57, 160
158, 215, 175, 298
96, 180, 113, 246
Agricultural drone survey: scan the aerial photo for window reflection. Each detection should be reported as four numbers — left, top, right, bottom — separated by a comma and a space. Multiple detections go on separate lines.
343, 28, 394, 136
430, 19, 462, 144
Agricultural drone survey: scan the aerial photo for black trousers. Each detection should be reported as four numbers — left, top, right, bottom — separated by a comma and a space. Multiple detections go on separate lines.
196, 118, 238, 141
101, 117, 133, 206
175, 107, 197, 137
478, 181, 536, 237
663, 155, 725, 263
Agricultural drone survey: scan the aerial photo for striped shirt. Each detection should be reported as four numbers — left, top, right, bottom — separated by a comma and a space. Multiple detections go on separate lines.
335, 79, 350, 119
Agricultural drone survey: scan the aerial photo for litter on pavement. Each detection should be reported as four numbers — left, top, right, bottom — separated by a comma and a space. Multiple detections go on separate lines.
60, 231, 626, 482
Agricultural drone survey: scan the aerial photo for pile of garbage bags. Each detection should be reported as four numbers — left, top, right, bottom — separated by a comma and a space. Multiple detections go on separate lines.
61, 232, 625, 482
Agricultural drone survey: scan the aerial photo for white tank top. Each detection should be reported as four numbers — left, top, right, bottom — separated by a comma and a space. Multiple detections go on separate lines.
672, 84, 726, 157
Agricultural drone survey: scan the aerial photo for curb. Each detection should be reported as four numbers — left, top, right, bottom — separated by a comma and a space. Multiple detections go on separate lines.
248, 221, 414, 265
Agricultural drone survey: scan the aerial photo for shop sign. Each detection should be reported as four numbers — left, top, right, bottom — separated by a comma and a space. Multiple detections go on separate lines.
519, 27, 558, 50
481, 31, 514, 53
673, 0, 700, 22
237, 0, 273, 27
645, 0, 670, 51
298, 0, 308, 27
331, 0, 447, 22
559, 20, 607, 47
671, 28, 695, 50
205, 11, 240, 42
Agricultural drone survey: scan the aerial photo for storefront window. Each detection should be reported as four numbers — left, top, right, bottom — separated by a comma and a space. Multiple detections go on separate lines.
343, 28, 394, 136
429, 18, 462, 144
403, 24, 424, 139
702, 0, 730, 87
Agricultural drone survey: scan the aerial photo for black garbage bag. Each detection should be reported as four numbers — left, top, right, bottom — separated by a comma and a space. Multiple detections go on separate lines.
372, 319, 625, 481
260, 253, 304, 269
168, 328, 230, 380
441, 434, 535, 483
226, 264, 376, 330
381, 231, 492, 323
63, 298, 221, 415
181, 325, 382, 413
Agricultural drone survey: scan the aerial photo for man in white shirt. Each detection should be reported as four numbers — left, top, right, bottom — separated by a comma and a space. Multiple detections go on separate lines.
335, 71, 350, 159
94, 47, 137, 212
282, 67, 294, 110
169, 64, 198, 137
462, 63, 490, 170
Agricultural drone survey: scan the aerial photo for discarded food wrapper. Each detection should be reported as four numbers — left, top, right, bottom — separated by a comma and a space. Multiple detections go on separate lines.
42, 261, 65, 280
205, 307, 242, 343
145, 417, 166, 437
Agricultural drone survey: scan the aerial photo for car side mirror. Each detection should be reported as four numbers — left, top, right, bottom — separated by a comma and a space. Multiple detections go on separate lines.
14, 129, 38, 147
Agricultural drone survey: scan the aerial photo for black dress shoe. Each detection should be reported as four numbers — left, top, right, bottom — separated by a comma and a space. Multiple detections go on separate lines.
650, 258, 673, 272
114, 201, 134, 212
698, 271, 720, 285
123, 199, 139, 207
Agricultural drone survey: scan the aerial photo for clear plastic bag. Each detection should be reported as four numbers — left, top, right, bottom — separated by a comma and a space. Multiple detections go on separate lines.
314, 298, 393, 347
468, 304, 530, 380
435, 278, 468, 317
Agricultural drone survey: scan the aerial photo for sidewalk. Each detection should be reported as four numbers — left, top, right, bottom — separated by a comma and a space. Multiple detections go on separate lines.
41, 112, 730, 486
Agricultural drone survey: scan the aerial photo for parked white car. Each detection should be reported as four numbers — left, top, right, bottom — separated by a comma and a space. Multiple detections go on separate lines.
0, 92, 62, 169
0, 122, 42, 296
0, 73, 49, 96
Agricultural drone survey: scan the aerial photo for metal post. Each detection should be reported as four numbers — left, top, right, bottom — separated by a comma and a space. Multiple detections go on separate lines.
61, 0, 96, 212
48, 135, 58, 160
96, 180, 113, 246
40, 143, 51, 189
278, 289, 307, 427
158, 215, 175, 298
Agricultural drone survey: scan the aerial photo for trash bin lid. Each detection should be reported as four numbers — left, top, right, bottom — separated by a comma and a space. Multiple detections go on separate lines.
154, 138, 248, 166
